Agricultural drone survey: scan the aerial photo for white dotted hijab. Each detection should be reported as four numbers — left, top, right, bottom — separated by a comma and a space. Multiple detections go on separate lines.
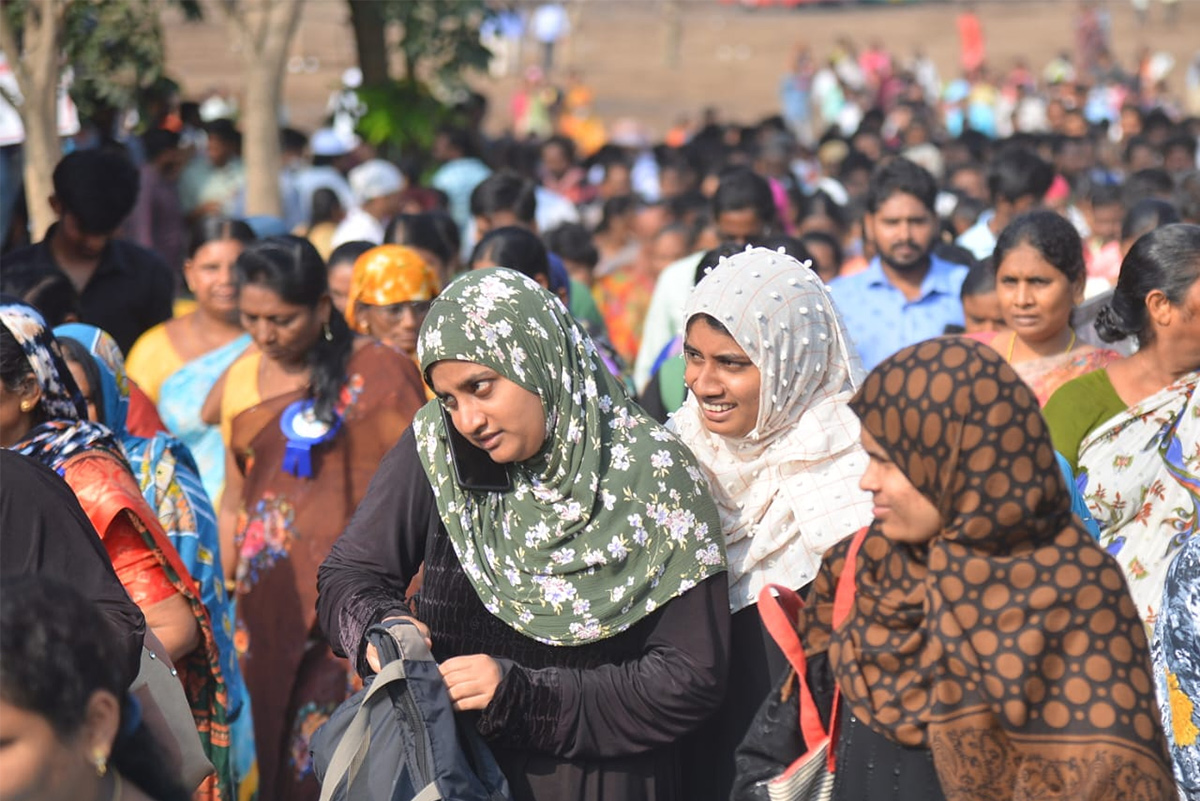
670, 247, 875, 611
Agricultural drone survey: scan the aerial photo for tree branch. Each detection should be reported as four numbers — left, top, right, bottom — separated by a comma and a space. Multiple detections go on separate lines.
212, 0, 252, 49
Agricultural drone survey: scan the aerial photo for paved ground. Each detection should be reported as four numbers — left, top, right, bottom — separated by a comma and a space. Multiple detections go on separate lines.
161, 0, 1199, 137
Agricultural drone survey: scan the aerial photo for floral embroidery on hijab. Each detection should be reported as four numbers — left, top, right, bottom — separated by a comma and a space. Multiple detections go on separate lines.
413, 268, 727, 646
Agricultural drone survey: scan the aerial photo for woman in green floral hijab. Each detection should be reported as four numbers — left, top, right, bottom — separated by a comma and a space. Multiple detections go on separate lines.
415, 267, 727, 644
318, 268, 731, 801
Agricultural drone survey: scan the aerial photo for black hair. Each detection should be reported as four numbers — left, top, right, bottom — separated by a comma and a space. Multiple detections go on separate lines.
57, 337, 105, 425
470, 226, 550, 282
542, 135, 577, 164
52, 150, 140, 233
1123, 168, 1176, 208
141, 129, 181, 162
204, 118, 242, 149
693, 242, 747, 285
437, 126, 476, 160
986, 147, 1055, 205
753, 235, 813, 264
993, 210, 1086, 284
385, 212, 460, 269
543, 223, 599, 270
309, 188, 343, 228
188, 216, 256, 259
1, 271, 82, 328
1179, 172, 1200, 224
1088, 183, 1124, 209
838, 150, 876, 182
1, 576, 189, 801
1096, 224, 1200, 343
0, 319, 37, 402
327, 240, 375, 270
469, 172, 537, 225
712, 167, 777, 225
280, 127, 308, 154
596, 195, 638, 234
1164, 132, 1199, 161
865, 157, 938, 214
234, 236, 352, 423
953, 195, 987, 226
795, 189, 848, 232
961, 258, 997, 299
1123, 134, 1155, 164
798, 230, 844, 275
1121, 198, 1181, 242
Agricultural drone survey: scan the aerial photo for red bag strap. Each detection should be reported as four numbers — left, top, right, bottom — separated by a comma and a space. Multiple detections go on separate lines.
825, 525, 869, 771
757, 584, 827, 748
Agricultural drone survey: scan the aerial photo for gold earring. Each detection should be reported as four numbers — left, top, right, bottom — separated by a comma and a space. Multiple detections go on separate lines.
94, 751, 108, 777
19, 400, 33, 413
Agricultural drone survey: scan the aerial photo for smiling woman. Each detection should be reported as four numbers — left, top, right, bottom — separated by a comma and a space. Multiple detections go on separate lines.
972, 210, 1119, 404
670, 246, 873, 800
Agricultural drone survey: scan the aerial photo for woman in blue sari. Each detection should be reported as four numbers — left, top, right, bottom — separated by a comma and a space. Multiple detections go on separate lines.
57, 322, 258, 801
126, 218, 255, 504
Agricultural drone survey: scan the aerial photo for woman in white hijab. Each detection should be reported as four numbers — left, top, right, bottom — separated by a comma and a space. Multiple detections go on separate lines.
670, 246, 873, 800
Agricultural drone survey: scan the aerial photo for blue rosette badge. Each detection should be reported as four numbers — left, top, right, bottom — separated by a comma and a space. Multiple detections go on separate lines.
280, 399, 342, 478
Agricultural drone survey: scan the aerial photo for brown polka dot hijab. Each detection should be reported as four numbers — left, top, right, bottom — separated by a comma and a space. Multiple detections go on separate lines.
799, 339, 1175, 799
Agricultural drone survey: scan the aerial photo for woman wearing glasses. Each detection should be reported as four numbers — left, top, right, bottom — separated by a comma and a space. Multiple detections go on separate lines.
345, 244, 441, 362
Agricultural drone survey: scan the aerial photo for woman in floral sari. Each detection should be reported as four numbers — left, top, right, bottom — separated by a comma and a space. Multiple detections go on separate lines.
220, 237, 426, 801
1045, 224, 1200, 632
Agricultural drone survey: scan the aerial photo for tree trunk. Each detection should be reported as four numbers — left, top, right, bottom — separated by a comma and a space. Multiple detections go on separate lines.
1, 0, 65, 240
227, 0, 304, 218
347, 0, 387, 86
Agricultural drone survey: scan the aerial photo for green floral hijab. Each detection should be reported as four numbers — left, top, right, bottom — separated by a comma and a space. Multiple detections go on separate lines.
414, 268, 726, 646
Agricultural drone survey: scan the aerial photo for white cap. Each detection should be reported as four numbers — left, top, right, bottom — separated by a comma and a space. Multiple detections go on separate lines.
349, 159, 405, 204
310, 127, 360, 157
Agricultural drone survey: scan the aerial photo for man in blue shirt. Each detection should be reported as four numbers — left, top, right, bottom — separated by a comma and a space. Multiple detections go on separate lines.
830, 158, 971, 370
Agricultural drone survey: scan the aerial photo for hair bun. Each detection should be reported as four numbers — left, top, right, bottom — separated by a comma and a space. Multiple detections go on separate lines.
1094, 304, 1135, 343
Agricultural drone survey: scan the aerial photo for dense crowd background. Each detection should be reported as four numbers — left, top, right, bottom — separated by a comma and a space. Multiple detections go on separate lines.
2, 5, 1200, 801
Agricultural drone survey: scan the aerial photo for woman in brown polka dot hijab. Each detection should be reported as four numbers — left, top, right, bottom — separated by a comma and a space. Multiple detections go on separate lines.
799, 338, 1176, 800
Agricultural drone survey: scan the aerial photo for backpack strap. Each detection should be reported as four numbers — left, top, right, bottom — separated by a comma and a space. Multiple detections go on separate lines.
318, 621, 432, 801
318, 657, 409, 801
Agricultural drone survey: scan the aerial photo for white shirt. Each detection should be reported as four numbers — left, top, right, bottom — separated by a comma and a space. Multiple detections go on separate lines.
331, 206, 384, 248
956, 211, 998, 261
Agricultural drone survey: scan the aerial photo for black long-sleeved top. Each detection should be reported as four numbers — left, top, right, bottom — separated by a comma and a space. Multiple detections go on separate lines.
1, 450, 146, 688
317, 428, 731, 801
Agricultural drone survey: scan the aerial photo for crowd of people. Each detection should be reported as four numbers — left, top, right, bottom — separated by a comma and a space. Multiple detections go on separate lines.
3, 17, 1200, 801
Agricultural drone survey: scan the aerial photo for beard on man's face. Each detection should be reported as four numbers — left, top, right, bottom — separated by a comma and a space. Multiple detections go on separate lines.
878, 239, 931, 274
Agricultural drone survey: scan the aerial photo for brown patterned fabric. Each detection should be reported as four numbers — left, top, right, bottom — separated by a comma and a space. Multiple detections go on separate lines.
799, 339, 1176, 800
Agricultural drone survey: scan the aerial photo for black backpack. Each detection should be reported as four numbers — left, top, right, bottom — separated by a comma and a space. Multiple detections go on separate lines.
311, 620, 513, 801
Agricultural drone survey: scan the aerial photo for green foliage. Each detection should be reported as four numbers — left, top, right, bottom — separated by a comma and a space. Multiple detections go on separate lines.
62, 0, 165, 121
353, 0, 493, 156
380, 0, 493, 92
4, 0, 189, 125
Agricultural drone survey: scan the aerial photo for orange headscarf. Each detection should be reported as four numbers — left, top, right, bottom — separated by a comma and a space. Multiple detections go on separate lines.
345, 245, 440, 332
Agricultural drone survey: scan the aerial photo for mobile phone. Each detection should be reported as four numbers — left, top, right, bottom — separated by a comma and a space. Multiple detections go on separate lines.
441, 405, 512, 492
